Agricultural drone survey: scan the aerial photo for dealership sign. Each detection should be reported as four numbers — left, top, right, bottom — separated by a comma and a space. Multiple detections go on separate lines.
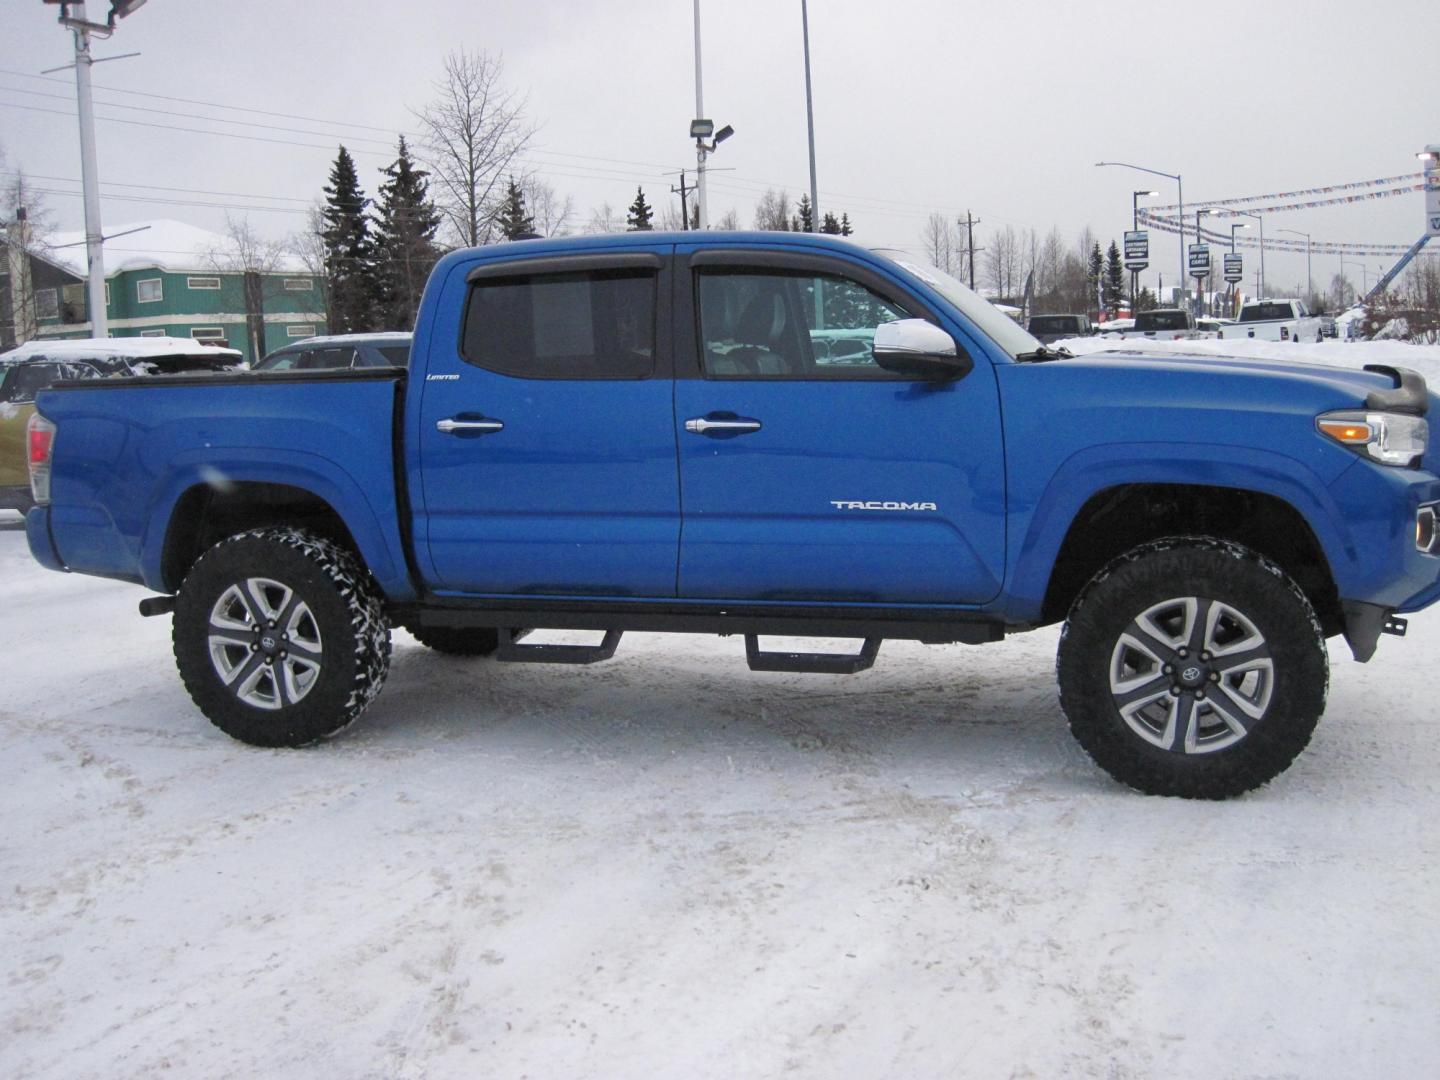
1124, 230, 1149, 271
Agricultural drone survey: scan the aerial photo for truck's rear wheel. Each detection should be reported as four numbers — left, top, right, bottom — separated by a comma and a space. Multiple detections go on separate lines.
173, 528, 391, 747
1057, 537, 1328, 799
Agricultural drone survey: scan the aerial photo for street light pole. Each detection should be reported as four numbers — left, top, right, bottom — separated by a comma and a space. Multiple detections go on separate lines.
800, 0, 819, 231
1131, 189, 1156, 313
692, 0, 708, 230
1097, 162, 1183, 303
1278, 228, 1312, 305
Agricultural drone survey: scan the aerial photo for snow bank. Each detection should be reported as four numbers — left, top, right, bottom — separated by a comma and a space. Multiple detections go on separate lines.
1, 336, 243, 365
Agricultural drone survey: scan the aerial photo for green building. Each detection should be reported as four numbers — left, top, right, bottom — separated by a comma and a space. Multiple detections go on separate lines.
14, 219, 328, 363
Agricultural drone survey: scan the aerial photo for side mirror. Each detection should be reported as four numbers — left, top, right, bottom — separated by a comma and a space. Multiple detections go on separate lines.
871, 319, 971, 380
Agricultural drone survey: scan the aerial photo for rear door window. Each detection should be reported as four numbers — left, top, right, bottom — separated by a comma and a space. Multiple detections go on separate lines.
460, 270, 657, 379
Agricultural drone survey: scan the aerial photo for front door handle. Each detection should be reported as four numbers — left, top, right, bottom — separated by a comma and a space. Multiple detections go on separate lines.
685, 416, 762, 435
437, 417, 504, 434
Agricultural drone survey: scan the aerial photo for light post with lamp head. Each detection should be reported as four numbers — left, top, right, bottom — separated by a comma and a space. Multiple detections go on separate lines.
1278, 228, 1313, 307
1097, 162, 1184, 297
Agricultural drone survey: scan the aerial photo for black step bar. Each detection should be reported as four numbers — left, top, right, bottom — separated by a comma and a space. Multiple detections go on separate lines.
744, 635, 881, 675
494, 628, 623, 665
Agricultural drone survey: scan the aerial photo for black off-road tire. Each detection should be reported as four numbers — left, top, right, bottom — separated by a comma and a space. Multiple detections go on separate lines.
402, 624, 501, 656
1057, 537, 1328, 799
173, 528, 392, 747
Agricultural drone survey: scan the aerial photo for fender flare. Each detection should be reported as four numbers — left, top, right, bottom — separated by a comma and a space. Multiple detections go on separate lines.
140, 448, 415, 600
1005, 442, 1354, 619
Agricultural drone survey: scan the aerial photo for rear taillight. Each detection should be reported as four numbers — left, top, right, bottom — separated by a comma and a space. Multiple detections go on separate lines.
1281, 327, 1290, 341
27, 412, 55, 506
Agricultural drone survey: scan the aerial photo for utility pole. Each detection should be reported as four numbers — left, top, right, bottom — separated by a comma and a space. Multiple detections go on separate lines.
800, 0, 819, 231
68, 2, 107, 338
963, 210, 980, 291
49, 0, 148, 339
669, 170, 695, 230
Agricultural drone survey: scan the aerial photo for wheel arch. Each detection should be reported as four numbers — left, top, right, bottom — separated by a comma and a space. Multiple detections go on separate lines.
1038, 482, 1342, 635
158, 478, 381, 594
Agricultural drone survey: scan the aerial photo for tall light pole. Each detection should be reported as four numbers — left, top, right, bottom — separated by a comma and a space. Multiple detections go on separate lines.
1229, 210, 1265, 299
800, 0, 819, 231
1097, 162, 1183, 301
1278, 228, 1312, 305
1196, 207, 1218, 316
692, 0, 708, 230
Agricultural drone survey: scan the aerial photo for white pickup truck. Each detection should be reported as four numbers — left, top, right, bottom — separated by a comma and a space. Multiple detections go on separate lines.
1219, 299, 1324, 343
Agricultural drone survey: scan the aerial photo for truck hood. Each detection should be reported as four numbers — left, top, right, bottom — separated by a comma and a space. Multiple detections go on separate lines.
1068, 348, 1430, 413
1057, 348, 1440, 470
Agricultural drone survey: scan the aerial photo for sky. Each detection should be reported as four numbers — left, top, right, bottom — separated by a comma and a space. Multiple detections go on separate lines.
1, 0, 1435, 298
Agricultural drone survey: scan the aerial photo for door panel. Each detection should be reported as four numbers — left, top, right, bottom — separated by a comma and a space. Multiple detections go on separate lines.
416, 252, 680, 597
674, 262, 1006, 605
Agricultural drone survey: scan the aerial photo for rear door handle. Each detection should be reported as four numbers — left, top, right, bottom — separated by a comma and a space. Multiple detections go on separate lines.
685, 416, 762, 435
437, 417, 504, 434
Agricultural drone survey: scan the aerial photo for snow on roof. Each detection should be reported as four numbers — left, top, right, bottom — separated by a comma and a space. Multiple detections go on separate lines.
44, 219, 307, 277
1, 336, 243, 365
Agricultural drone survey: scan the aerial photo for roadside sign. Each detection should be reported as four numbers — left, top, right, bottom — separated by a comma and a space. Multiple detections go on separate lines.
1124, 230, 1149, 271
1223, 253, 1243, 283
1188, 243, 1211, 279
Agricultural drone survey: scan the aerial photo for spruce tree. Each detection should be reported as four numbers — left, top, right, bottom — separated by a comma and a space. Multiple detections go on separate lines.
321, 145, 380, 334
819, 212, 841, 235
1087, 242, 1104, 313
625, 186, 654, 231
1103, 240, 1126, 314
496, 178, 535, 240
839, 213, 852, 236
792, 194, 814, 233
372, 136, 442, 331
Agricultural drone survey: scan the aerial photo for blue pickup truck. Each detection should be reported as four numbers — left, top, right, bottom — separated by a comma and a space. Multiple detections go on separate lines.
23, 231, 1440, 798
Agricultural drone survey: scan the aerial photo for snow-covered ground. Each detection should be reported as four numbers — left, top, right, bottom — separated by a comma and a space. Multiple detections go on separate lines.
2, 509, 1438, 1078
4, 337, 1440, 1078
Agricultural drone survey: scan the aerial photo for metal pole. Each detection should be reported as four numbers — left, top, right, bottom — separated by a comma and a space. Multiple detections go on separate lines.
801, 0, 819, 231
71, 3, 107, 338
1258, 217, 1265, 300
1176, 174, 1184, 312
693, 0, 708, 230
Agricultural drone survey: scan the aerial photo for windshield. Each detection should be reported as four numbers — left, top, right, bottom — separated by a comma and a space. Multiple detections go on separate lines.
871, 249, 1042, 359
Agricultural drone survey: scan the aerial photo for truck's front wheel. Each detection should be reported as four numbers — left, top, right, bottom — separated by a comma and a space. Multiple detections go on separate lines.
173, 528, 392, 747
1057, 538, 1328, 799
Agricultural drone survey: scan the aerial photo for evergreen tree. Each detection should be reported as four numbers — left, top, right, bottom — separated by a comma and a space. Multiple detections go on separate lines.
625, 186, 654, 231
496, 177, 535, 240
372, 136, 442, 331
321, 145, 381, 334
1087, 242, 1104, 313
839, 212, 852, 236
792, 194, 814, 233
1103, 240, 1126, 314
819, 212, 842, 235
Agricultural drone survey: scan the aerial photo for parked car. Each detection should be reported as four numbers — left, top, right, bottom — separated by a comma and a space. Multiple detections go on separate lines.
255, 333, 411, 372
1096, 318, 1135, 339
1, 337, 243, 513
1219, 299, 1324, 343
1129, 309, 1218, 341
1026, 314, 1093, 344
23, 232, 1440, 799
1, 360, 104, 511
1318, 313, 1338, 339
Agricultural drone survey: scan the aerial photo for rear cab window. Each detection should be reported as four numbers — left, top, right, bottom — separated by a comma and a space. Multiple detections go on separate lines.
460, 268, 657, 379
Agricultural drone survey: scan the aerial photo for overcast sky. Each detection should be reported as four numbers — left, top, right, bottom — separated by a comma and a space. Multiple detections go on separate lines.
1, 0, 1435, 295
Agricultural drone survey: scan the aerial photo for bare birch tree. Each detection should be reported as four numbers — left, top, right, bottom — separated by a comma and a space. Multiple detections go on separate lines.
753, 189, 792, 231
520, 176, 574, 237
414, 50, 534, 248
921, 212, 955, 273
585, 202, 620, 234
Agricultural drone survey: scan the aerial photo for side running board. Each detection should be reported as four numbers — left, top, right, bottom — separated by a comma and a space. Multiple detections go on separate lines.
495, 628, 623, 665
744, 635, 882, 675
